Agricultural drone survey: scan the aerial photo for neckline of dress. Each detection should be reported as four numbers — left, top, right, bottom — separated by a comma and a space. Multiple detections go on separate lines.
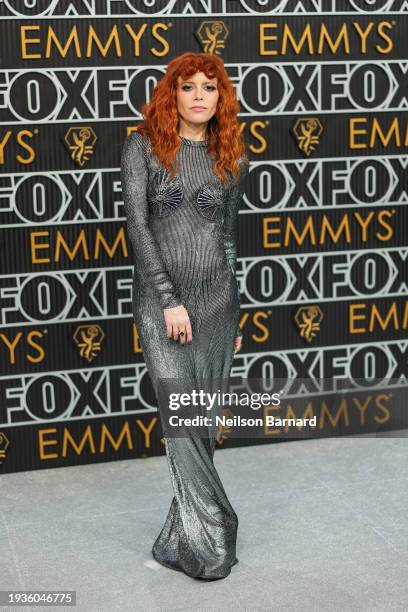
179, 136, 208, 147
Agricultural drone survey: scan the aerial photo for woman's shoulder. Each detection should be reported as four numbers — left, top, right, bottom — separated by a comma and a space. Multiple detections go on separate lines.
121, 130, 152, 165
239, 154, 250, 174
123, 129, 150, 149
232, 155, 250, 186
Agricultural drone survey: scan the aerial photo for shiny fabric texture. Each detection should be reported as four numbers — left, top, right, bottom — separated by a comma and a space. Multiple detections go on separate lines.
120, 131, 249, 580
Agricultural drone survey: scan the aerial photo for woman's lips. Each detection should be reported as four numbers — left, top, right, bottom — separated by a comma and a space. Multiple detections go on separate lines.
191, 108, 206, 112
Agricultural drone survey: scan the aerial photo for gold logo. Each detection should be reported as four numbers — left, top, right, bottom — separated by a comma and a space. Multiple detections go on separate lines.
73, 324, 105, 361
195, 21, 229, 55
0, 432, 10, 465
216, 407, 234, 445
292, 118, 323, 156
294, 306, 324, 343
64, 127, 97, 166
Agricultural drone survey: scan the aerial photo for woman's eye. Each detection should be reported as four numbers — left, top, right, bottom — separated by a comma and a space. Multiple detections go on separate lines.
181, 85, 216, 91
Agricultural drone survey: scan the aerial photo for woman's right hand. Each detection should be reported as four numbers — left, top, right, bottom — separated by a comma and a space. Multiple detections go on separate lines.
163, 304, 192, 344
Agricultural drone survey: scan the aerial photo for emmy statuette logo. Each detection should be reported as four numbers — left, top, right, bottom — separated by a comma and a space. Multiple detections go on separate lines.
64, 127, 97, 166
216, 407, 234, 445
0, 432, 10, 465
292, 118, 323, 156
195, 21, 229, 55
73, 324, 105, 361
294, 306, 324, 343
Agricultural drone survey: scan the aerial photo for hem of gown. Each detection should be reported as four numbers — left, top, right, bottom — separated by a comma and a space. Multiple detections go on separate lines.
152, 548, 239, 580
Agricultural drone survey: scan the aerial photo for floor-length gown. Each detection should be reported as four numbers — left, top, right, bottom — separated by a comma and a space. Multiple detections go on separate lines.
120, 130, 249, 580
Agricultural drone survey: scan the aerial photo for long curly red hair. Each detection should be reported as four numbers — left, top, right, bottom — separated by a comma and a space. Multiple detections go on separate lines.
135, 52, 248, 186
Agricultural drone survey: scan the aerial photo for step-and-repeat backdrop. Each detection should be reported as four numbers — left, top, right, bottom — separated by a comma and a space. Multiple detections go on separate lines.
1, 1, 407, 473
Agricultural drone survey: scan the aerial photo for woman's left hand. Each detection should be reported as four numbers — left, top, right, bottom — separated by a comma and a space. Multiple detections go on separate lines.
234, 335, 243, 353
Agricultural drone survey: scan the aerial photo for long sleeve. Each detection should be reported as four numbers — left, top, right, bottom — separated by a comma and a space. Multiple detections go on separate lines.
120, 132, 182, 309
223, 158, 249, 338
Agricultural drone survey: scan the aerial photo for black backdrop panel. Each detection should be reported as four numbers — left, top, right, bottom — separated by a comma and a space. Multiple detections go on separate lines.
0, 1, 407, 472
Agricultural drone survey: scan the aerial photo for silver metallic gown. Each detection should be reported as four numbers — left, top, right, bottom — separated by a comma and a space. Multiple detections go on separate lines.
120, 130, 249, 580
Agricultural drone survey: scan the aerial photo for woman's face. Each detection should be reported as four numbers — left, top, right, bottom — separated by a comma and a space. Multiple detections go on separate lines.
176, 71, 219, 131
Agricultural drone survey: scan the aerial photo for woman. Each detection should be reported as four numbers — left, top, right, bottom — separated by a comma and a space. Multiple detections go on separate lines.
120, 52, 249, 580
